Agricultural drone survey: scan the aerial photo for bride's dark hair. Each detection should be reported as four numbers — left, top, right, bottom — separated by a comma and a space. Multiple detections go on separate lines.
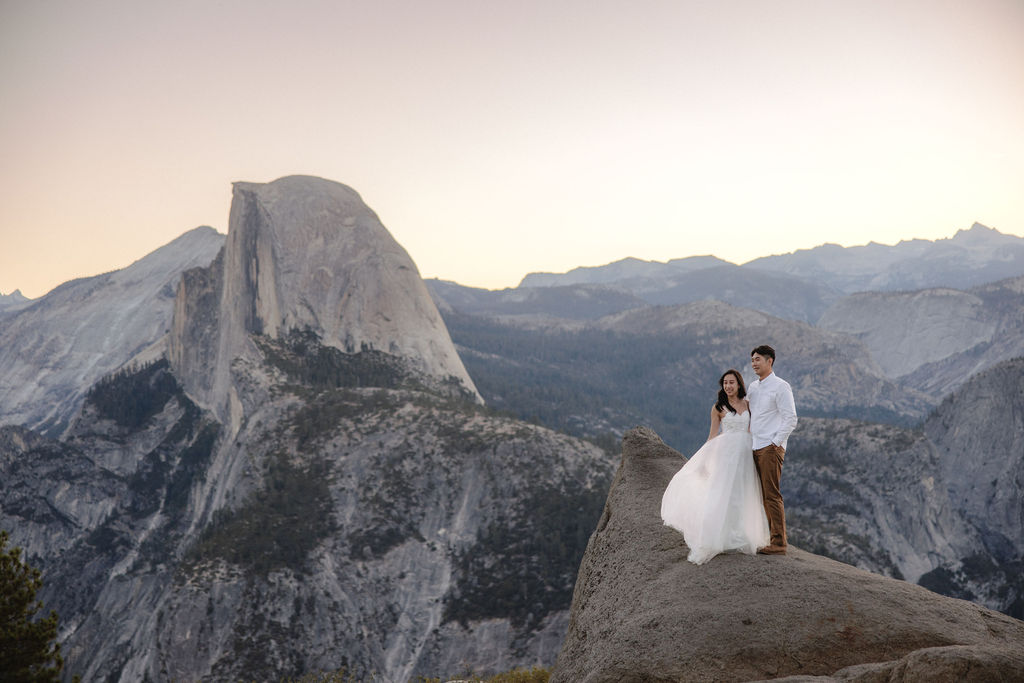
714, 369, 746, 414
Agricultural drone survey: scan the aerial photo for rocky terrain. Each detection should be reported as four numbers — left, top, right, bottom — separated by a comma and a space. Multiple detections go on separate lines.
0, 226, 224, 436
446, 303, 1024, 619
551, 427, 1024, 682
0, 176, 615, 681
819, 274, 1024, 395
3, 351, 611, 681
2, 177, 1022, 680
442, 300, 935, 457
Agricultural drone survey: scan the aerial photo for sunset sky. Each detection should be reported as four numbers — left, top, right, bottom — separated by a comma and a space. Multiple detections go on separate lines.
2, 0, 1022, 299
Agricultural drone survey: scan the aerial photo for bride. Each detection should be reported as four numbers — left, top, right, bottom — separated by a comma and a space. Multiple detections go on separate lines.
661, 369, 769, 564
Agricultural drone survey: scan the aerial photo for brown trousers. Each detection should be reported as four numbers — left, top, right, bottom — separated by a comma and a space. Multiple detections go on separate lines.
753, 444, 787, 547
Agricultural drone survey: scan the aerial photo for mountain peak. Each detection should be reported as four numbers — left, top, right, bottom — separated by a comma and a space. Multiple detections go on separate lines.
169, 176, 481, 430
950, 221, 1007, 245
0, 288, 28, 301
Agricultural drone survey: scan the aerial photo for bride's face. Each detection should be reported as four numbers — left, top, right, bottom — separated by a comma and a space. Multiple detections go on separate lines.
722, 374, 739, 398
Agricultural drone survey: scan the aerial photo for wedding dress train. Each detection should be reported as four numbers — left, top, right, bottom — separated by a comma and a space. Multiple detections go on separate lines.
660, 410, 770, 564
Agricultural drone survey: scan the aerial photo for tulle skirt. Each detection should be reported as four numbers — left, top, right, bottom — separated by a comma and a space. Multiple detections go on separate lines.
661, 430, 770, 565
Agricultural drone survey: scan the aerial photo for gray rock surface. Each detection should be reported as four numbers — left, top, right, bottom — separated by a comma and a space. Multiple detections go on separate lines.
895, 275, 1024, 395
817, 274, 1024, 391
0, 176, 614, 681
926, 357, 1024, 554
0, 226, 224, 436
168, 175, 480, 433
551, 427, 1024, 682
817, 288, 996, 378
2, 339, 614, 682
784, 417, 982, 584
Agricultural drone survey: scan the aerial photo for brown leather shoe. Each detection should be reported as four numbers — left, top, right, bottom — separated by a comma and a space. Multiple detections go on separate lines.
757, 545, 787, 555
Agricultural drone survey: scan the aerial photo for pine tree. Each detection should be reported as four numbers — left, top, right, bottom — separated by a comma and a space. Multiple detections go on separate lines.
0, 530, 63, 682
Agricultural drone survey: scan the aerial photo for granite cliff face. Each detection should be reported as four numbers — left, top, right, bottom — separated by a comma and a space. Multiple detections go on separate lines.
169, 176, 480, 434
551, 427, 1024, 682
817, 275, 1024, 392
1, 351, 610, 681
924, 357, 1024, 565
0, 176, 610, 681
0, 227, 224, 436
817, 288, 995, 378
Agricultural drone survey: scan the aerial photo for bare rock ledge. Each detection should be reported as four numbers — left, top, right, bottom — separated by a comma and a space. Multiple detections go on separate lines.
551, 426, 1024, 682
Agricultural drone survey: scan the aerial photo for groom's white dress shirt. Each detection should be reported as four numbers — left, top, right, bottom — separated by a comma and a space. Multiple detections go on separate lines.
748, 372, 798, 450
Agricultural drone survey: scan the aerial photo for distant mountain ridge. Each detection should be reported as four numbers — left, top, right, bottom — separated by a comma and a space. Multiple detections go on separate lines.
519, 254, 730, 288
0, 226, 225, 436
749, 222, 1024, 293
516, 222, 1023, 295
430, 223, 1024, 325
0, 288, 30, 313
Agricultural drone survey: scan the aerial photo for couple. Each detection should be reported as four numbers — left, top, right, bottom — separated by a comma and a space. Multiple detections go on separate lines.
661, 345, 797, 565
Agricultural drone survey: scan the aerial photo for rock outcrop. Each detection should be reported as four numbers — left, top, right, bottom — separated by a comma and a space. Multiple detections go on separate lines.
551, 427, 1024, 682
926, 357, 1024, 555
817, 288, 996, 378
0, 176, 613, 682
0, 227, 224, 436
1, 344, 612, 682
816, 275, 1024, 391
168, 176, 480, 433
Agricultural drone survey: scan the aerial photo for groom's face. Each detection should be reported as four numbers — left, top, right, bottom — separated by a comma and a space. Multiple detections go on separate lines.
751, 353, 772, 378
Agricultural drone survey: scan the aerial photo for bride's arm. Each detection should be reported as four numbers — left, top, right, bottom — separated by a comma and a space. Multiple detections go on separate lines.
707, 404, 722, 442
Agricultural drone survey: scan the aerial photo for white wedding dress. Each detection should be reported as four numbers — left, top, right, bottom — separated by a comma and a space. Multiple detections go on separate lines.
661, 409, 770, 564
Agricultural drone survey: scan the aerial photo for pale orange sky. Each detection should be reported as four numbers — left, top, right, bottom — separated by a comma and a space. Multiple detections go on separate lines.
2, 0, 1023, 298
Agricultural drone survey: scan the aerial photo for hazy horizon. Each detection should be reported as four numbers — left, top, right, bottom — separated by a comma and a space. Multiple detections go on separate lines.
0, 217, 1009, 300
2, 0, 1022, 298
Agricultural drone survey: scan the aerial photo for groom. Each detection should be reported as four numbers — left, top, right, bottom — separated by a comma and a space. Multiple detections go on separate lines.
748, 345, 798, 555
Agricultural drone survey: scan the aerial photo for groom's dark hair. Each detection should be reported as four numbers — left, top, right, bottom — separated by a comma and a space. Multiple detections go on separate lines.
751, 344, 776, 363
